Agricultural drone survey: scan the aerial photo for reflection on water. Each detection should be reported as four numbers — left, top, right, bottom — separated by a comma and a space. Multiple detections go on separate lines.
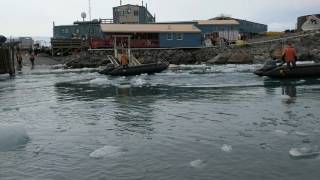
282, 84, 297, 104
282, 85, 297, 98
113, 88, 156, 135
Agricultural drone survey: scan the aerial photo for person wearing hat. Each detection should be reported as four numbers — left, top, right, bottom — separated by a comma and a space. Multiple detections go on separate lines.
282, 42, 297, 68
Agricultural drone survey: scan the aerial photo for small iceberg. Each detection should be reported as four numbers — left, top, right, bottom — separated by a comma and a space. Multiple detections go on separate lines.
130, 77, 147, 87
274, 129, 289, 135
190, 159, 206, 168
89, 78, 111, 86
289, 146, 320, 159
0, 125, 30, 151
293, 131, 309, 136
221, 144, 232, 153
89, 146, 124, 159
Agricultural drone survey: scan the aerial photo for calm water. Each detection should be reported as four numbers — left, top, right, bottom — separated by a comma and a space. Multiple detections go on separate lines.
1, 64, 320, 180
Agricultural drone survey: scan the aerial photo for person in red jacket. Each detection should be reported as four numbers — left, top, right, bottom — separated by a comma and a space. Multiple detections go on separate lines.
282, 42, 297, 68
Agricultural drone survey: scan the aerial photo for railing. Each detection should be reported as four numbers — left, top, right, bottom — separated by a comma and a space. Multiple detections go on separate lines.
90, 38, 160, 49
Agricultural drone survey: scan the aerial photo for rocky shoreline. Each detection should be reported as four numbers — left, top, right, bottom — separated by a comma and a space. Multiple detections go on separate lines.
64, 33, 320, 69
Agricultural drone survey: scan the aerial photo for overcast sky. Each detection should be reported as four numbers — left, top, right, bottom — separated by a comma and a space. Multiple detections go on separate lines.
0, 0, 319, 37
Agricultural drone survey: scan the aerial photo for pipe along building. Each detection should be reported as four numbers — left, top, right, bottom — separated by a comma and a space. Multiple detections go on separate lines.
52, 4, 267, 55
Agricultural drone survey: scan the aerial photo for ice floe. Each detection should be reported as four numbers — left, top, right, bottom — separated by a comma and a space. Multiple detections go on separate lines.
274, 129, 289, 135
130, 77, 147, 87
89, 78, 112, 86
89, 146, 124, 159
289, 145, 320, 158
221, 144, 233, 153
190, 159, 206, 168
0, 125, 30, 151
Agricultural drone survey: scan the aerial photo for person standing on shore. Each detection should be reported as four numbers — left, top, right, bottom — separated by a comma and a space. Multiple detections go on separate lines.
282, 42, 297, 68
16, 48, 23, 70
29, 52, 35, 69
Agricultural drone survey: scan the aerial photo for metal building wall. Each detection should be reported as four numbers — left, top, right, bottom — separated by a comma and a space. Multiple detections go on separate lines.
237, 19, 267, 34
159, 33, 202, 48
54, 24, 102, 39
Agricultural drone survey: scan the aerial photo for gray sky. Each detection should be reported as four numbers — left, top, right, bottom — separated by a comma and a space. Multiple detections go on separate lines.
1, 0, 319, 37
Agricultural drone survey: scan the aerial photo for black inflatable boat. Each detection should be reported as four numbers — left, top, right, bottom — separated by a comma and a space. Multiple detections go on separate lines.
254, 61, 320, 78
99, 62, 169, 76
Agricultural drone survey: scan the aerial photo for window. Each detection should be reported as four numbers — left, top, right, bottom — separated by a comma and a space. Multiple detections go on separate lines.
76, 29, 80, 34
65, 28, 69, 34
134, 10, 139, 16
176, 33, 183, 40
167, 33, 173, 40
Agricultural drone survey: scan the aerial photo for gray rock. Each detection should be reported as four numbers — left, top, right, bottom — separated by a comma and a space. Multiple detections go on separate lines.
228, 52, 254, 64
207, 53, 230, 64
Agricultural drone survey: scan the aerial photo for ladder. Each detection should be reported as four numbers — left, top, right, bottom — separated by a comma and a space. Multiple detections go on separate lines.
107, 55, 119, 66
130, 55, 141, 65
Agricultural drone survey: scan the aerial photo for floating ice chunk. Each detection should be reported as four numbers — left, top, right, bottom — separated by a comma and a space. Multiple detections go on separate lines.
89, 78, 111, 86
274, 129, 289, 135
190, 159, 206, 168
0, 125, 30, 151
294, 131, 309, 136
90, 146, 124, 159
33, 146, 44, 154
130, 78, 146, 87
289, 146, 320, 158
221, 144, 232, 153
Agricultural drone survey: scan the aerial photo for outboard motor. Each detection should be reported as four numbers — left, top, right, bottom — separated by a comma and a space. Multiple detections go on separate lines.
99, 63, 116, 75
0, 35, 7, 46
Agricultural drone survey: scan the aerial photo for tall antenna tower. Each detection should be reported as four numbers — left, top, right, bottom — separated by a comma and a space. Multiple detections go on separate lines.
88, 0, 92, 21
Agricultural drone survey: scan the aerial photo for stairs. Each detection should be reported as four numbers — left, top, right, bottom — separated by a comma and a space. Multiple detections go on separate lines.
107, 54, 141, 66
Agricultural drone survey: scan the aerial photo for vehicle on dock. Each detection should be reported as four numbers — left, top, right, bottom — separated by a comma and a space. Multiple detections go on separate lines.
254, 60, 320, 78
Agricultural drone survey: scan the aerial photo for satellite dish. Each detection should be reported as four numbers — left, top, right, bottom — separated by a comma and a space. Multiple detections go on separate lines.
0, 35, 7, 44
81, 12, 87, 19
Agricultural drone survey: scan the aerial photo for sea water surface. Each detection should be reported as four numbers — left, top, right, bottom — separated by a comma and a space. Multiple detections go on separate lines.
1, 64, 320, 180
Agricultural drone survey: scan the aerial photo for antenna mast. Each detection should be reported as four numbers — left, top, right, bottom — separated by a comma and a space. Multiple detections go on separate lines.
88, 0, 92, 21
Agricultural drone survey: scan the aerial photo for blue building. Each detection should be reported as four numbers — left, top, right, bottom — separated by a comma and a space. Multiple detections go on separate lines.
100, 24, 202, 48
113, 4, 155, 24
53, 20, 103, 39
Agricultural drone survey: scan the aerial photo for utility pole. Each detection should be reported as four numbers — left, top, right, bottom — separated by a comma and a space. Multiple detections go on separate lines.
88, 0, 92, 21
